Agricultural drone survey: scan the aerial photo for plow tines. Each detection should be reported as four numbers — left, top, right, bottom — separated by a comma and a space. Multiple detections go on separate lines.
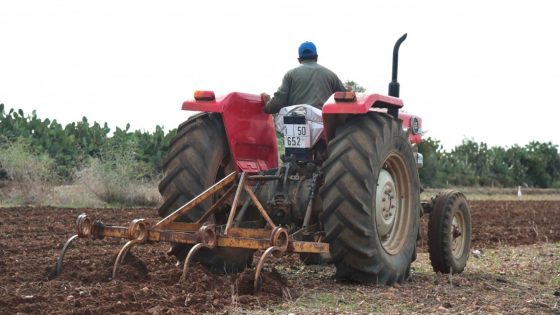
54, 171, 329, 293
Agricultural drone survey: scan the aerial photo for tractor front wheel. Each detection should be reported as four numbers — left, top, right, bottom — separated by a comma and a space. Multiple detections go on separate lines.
320, 113, 421, 285
427, 190, 472, 274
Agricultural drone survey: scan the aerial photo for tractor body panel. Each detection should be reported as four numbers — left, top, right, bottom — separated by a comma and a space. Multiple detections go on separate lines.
182, 92, 279, 173
322, 93, 422, 144
322, 93, 403, 114
182, 91, 421, 173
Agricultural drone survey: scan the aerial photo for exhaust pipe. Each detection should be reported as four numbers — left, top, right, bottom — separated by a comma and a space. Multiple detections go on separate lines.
388, 33, 407, 98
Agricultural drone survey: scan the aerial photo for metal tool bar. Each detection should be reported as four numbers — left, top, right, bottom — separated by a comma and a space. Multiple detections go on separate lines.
155, 171, 237, 228
196, 185, 236, 224
248, 175, 283, 180
98, 226, 129, 239
289, 240, 329, 253
226, 227, 272, 239
157, 222, 201, 232
243, 185, 276, 229
73, 214, 329, 254
224, 172, 247, 235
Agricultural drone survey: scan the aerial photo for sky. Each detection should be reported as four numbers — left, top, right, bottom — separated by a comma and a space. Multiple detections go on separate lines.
1, 0, 559, 150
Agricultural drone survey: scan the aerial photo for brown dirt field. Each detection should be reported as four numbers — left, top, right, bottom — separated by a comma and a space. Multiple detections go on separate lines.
1, 200, 559, 314
419, 200, 560, 250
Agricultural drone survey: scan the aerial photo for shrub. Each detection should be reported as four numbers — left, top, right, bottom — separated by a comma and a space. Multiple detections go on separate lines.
76, 138, 161, 207
0, 138, 57, 204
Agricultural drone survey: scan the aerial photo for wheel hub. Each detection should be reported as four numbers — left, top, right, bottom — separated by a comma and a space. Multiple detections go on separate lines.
451, 213, 466, 258
376, 169, 398, 238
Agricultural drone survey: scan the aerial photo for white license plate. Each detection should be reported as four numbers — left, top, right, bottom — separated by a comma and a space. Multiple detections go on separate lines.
283, 124, 311, 148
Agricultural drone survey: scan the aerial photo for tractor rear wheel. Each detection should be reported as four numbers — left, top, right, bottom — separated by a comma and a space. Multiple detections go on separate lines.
427, 190, 471, 274
158, 113, 253, 274
320, 113, 420, 285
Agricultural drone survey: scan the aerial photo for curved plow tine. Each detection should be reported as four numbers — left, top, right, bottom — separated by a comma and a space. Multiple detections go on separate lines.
112, 240, 141, 280
181, 225, 217, 283
54, 234, 79, 276
254, 246, 283, 293
180, 243, 208, 283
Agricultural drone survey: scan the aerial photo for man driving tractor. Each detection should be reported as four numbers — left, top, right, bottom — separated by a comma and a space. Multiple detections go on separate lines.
262, 41, 346, 113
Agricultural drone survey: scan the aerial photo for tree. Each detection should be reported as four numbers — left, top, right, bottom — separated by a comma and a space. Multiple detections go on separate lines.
487, 146, 511, 186
522, 141, 560, 187
418, 137, 445, 187
344, 80, 366, 92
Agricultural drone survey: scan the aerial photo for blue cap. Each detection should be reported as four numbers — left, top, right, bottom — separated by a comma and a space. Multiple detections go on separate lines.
298, 41, 317, 59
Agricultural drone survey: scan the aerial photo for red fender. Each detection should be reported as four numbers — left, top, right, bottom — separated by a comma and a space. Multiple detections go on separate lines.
181, 91, 421, 173
322, 93, 403, 114
182, 92, 278, 173
322, 93, 422, 144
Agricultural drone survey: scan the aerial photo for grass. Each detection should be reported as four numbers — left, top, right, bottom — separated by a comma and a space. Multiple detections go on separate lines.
422, 187, 560, 201
0, 138, 162, 208
0, 139, 56, 205
4, 184, 558, 208
240, 242, 560, 314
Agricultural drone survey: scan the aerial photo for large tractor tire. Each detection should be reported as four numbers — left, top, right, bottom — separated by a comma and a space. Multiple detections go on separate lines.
158, 113, 253, 274
428, 190, 472, 274
320, 113, 421, 285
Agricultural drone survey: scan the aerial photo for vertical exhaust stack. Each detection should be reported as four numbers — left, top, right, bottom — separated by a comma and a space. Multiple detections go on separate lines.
388, 33, 407, 98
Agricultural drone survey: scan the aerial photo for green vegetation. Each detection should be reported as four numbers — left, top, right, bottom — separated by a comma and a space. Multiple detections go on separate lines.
271, 243, 560, 314
419, 138, 560, 188
1, 103, 560, 206
0, 138, 56, 204
0, 104, 175, 206
0, 104, 176, 180
344, 80, 366, 93
75, 138, 161, 206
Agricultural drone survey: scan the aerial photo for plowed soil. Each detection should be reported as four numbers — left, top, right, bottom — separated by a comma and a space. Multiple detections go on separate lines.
1, 200, 559, 314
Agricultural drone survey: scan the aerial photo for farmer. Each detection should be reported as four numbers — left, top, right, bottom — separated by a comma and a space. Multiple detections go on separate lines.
262, 41, 346, 114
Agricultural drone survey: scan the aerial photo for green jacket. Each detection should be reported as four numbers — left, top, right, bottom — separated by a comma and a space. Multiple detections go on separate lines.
265, 61, 346, 114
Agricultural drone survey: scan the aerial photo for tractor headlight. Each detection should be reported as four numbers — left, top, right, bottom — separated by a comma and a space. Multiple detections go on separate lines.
410, 117, 420, 135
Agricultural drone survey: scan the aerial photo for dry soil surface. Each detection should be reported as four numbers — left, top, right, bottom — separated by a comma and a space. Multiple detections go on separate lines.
1, 200, 559, 314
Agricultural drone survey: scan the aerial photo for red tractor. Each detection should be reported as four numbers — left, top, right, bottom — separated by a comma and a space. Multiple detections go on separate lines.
56, 34, 472, 290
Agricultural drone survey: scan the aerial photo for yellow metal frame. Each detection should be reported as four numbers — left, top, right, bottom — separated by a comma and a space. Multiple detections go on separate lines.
56, 171, 329, 292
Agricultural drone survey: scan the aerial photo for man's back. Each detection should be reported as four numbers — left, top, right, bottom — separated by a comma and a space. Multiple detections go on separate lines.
286, 62, 345, 108
264, 42, 346, 114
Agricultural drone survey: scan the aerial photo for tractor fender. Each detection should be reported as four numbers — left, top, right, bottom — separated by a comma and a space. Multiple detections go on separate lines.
182, 92, 279, 173
322, 93, 403, 115
321, 93, 422, 144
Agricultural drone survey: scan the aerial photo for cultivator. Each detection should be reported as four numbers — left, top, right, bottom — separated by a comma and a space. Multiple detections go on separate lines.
55, 171, 329, 292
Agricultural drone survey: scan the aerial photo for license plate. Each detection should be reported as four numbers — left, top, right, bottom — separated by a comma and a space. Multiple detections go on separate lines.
283, 124, 311, 148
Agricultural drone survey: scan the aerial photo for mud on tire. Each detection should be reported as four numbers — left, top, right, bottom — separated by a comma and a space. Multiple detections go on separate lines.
158, 113, 253, 274
320, 113, 421, 285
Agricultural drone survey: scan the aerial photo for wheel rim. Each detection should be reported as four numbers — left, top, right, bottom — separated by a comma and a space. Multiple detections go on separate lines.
451, 210, 466, 258
376, 153, 414, 255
